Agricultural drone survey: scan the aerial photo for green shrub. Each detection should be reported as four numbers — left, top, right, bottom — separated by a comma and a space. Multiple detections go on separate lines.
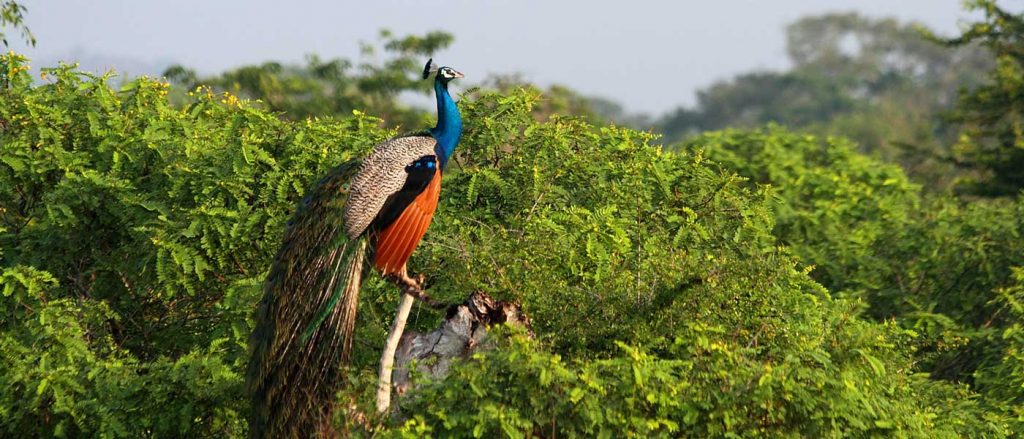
687, 127, 1024, 433
392, 323, 1006, 438
0, 54, 1013, 437
685, 127, 921, 309
0, 53, 387, 436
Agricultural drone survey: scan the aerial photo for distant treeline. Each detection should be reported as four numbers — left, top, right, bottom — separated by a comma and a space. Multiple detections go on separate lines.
162, 9, 1017, 196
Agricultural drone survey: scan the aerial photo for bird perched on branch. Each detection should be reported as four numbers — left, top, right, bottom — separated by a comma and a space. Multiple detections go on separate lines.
247, 59, 463, 439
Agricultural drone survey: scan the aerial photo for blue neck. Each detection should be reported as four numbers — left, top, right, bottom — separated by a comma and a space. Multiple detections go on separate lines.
429, 79, 461, 170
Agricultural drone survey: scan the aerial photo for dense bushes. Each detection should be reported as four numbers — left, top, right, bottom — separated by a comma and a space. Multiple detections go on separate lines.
0, 53, 1019, 437
0, 53, 387, 436
685, 128, 921, 307
687, 127, 1024, 432
394, 323, 1001, 437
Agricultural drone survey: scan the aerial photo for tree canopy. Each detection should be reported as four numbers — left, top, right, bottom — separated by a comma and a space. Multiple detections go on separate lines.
164, 30, 454, 129
935, 0, 1024, 196
0, 0, 33, 47
656, 12, 992, 190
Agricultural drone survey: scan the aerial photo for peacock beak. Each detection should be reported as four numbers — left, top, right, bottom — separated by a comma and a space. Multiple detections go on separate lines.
452, 70, 465, 79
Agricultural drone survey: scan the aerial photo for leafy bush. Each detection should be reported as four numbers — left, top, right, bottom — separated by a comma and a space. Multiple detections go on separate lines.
685, 128, 921, 308
687, 127, 1024, 433
377, 99, 1006, 437
394, 324, 1001, 438
973, 267, 1024, 432
0, 53, 388, 436
0, 54, 1015, 437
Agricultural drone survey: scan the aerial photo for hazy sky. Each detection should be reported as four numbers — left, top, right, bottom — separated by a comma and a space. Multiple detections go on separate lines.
11, 1, 1023, 114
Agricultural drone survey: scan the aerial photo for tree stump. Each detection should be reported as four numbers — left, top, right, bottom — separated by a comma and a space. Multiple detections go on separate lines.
392, 291, 530, 397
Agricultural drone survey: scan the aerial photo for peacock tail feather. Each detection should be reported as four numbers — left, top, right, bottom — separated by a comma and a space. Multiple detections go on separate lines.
247, 159, 369, 439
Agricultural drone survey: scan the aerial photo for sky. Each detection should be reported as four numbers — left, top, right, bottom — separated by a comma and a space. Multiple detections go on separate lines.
10, 0, 1023, 115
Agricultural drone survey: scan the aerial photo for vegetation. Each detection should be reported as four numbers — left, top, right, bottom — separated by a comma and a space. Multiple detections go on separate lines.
163, 30, 454, 129
656, 12, 992, 190
2, 1, 1024, 437
933, 1, 1024, 196
0, 0, 33, 47
687, 128, 1024, 427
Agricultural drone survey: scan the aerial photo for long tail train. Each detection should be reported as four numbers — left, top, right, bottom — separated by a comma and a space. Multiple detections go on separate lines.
247, 161, 367, 439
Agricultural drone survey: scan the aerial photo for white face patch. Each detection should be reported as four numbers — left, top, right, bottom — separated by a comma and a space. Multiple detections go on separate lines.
441, 68, 455, 79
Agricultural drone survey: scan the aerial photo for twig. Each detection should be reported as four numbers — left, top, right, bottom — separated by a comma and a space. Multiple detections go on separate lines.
376, 291, 416, 414
376, 274, 449, 414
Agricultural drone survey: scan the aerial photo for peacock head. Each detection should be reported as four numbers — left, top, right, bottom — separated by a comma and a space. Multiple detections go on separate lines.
422, 58, 464, 85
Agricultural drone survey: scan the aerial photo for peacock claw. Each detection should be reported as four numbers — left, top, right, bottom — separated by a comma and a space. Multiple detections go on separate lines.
386, 267, 447, 310
402, 272, 421, 290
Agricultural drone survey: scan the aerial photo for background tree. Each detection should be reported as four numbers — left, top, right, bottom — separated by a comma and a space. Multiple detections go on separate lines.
164, 30, 453, 129
657, 13, 992, 189
934, 0, 1024, 197
0, 0, 33, 47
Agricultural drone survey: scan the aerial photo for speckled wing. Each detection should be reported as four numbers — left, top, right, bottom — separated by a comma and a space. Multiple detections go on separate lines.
343, 134, 438, 239
372, 156, 441, 274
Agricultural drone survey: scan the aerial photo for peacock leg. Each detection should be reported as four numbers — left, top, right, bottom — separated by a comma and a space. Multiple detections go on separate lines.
387, 265, 446, 310
396, 264, 422, 289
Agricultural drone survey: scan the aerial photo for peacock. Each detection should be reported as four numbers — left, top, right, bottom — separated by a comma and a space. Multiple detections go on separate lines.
247, 59, 463, 439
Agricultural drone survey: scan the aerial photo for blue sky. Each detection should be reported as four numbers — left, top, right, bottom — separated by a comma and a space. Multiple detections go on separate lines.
11, 0, 1022, 114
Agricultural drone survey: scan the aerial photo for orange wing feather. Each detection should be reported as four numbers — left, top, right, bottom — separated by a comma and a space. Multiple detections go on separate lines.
373, 169, 442, 275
